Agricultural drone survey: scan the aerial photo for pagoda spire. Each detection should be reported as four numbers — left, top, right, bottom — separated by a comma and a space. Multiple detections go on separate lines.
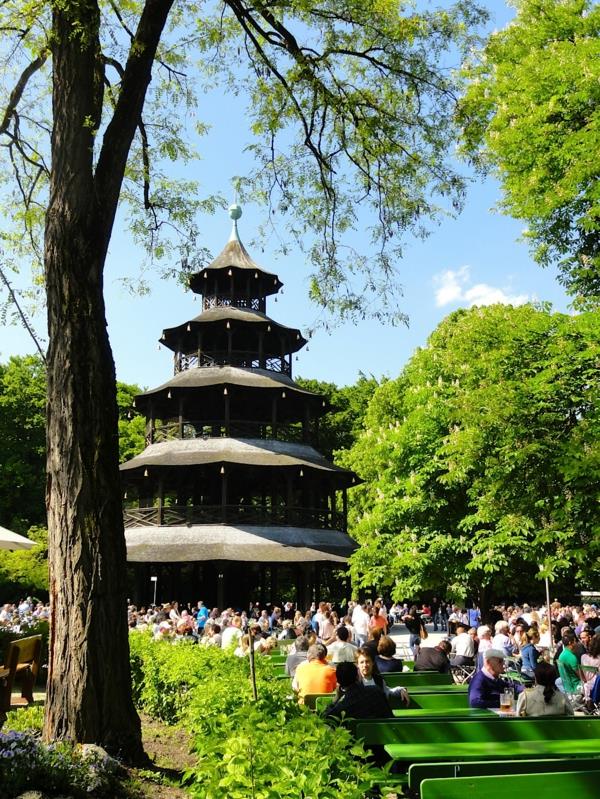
228, 202, 243, 243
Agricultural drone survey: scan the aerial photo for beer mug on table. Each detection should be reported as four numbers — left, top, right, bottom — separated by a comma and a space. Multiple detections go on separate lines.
500, 688, 514, 712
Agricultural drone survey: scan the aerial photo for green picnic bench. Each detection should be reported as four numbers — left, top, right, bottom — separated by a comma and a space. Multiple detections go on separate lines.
392, 707, 493, 719
419, 769, 600, 799
268, 654, 287, 665
408, 757, 600, 795
384, 671, 452, 688
405, 683, 468, 694
355, 717, 600, 765
409, 692, 470, 710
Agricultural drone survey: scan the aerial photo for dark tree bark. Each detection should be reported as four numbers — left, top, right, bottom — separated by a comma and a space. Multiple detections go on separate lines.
43, 0, 173, 761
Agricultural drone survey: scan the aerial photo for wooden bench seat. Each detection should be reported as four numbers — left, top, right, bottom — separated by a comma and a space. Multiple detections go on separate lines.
0, 635, 42, 727
408, 756, 600, 795
420, 769, 600, 799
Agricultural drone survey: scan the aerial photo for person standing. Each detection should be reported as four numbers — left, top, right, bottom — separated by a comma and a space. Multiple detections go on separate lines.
402, 605, 423, 658
352, 602, 370, 647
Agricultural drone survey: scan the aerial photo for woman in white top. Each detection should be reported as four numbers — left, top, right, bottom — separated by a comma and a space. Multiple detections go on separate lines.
516, 661, 574, 717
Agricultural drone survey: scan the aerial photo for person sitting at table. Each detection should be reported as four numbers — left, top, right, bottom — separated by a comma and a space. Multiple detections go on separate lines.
326, 624, 357, 664
581, 633, 600, 707
324, 661, 393, 721
468, 648, 523, 709
357, 648, 410, 707
516, 662, 574, 717
520, 628, 541, 680
450, 624, 476, 667
375, 635, 404, 673
325, 661, 394, 766
285, 634, 309, 678
414, 639, 452, 673
292, 643, 337, 703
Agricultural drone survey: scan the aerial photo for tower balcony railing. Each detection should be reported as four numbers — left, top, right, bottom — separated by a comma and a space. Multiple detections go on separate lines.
203, 295, 264, 312
175, 351, 291, 376
147, 419, 309, 446
124, 504, 345, 532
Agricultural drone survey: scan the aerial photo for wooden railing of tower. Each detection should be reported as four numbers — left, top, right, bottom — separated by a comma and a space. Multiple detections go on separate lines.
145, 419, 311, 446
123, 504, 346, 531
173, 350, 291, 375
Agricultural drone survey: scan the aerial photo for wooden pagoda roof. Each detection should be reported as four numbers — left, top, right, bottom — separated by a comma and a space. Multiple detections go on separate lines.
125, 524, 354, 563
120, 438, 360, 487
188, 238, 283, 293
160, 306, 307, 352
136, 365, 327, 402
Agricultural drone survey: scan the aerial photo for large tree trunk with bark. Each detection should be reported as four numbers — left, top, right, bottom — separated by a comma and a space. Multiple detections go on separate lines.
43, 0, 173, 761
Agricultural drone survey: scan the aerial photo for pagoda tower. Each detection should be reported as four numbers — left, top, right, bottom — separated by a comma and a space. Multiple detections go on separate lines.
121, 205, 359, 609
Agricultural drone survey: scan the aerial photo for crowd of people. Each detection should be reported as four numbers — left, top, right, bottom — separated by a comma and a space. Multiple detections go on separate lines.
0, 597, 49, 631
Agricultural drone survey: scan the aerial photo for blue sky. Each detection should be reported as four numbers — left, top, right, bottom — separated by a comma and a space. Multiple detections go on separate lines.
0, 1, 571, 389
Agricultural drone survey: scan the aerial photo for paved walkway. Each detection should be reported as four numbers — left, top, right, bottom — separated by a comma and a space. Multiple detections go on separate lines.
388, 621, 448, 653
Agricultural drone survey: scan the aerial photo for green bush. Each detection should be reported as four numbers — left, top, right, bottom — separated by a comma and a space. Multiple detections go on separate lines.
0, 730, 126, 798
129, 632, 385, 798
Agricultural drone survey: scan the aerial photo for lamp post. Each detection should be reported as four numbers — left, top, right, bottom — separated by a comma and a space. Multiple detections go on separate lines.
539, 564, 553, 657
150, 575, 158, 606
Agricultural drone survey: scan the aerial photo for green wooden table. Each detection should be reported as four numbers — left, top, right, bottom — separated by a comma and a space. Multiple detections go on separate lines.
420, 770, 600, 799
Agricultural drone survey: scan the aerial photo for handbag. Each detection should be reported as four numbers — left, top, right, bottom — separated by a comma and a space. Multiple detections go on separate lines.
420, 623, 428, 640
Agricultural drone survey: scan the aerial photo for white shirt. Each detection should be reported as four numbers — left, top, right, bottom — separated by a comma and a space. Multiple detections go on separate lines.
221, 626, 243, 648
452, 632, 475, 658
352, 607, 370, 636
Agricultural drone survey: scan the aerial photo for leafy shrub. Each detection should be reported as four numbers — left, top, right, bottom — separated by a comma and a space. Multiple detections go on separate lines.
4, 703, 44, 733
130, 632, 385, 798
0, 730, 125, 798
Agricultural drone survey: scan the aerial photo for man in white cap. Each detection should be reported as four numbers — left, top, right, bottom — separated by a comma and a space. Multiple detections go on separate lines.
468, 648, 523, 708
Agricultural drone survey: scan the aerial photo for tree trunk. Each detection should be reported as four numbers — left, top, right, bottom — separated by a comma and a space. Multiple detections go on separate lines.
42, 0, 174, 762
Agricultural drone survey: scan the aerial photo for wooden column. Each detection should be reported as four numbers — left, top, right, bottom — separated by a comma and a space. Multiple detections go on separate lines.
217, 563, 226, 611
258, 330, 265, 368
286, 472, 293, 525
221, 466, 228, 522
178, 396, 184, 439
224, 387, 230, 436
342, 488, 348, 532
157, 477, 164, 526
271, 395, 278, 439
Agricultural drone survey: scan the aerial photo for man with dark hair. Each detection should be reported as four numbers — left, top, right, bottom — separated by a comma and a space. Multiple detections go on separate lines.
324, 662, 393, 721
285, 635, 309, 678
327, 625, 357, 664
325, 662, 393, 767
414, 640, 452, 673
558, 631, 584, 694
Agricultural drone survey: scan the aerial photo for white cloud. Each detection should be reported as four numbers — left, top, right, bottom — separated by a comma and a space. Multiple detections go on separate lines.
433, 266, 470, 307
433, 266, 529, 309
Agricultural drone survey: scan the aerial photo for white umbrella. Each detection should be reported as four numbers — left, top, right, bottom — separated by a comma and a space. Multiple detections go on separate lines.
0, 525, 36, 551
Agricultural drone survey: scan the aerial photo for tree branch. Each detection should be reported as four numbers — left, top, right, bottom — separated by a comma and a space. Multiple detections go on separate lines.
0, 50, 48, 135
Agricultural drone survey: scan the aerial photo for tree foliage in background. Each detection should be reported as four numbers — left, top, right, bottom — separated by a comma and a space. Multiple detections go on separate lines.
0, 525, 48, 599
459, 0, 600, 300
296, 374, 379, 459
0, 356, 46, 531
0, 0, 488, 755
344, 304, 600, 601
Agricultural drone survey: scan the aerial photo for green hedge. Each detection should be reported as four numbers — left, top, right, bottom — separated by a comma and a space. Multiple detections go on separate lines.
129, 633, 385, 798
